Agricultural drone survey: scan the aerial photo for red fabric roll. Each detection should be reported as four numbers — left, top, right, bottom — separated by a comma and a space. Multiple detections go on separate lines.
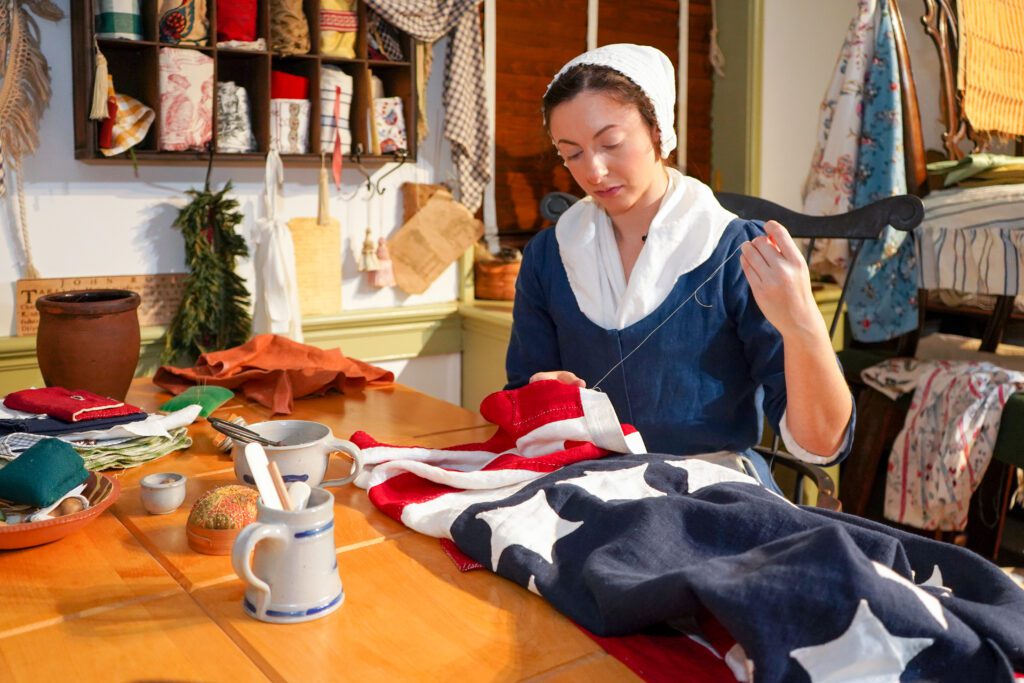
216, 0, 258, 42
271, 70, 309, 100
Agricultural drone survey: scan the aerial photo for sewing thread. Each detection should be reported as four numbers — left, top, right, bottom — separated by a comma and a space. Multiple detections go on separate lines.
592, 243, 746, 390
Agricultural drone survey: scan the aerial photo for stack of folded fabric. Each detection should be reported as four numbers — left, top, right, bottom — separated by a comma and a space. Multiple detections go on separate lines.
320, 65, 353, 155
928, 153, 1024, 188
270, 70, 310, 154
0, 388, 199, 471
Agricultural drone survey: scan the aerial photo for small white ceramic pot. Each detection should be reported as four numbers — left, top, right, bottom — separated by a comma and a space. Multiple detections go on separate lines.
139, 472, 187, 515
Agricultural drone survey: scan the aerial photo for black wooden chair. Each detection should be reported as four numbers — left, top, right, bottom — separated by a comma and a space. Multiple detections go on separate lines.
537, 190, 925, 510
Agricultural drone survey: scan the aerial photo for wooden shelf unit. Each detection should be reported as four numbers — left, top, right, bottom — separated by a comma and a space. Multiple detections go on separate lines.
71, 1, 418, 164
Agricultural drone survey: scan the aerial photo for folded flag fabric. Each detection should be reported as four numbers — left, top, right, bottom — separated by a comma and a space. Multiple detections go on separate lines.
158, 47, 214, 151
153, 333, 393, 414
4, 387, 144, 423
351, 380, 1024, 683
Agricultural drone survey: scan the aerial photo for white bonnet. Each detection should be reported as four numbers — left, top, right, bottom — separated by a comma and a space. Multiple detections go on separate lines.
545, 44, 677, 158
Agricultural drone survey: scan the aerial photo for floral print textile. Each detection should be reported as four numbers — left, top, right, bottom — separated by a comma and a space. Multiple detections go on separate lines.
843, 0, 919, 342
802, 0, 877, 282
158, 48, 213, 152
863, 358, 1024, 531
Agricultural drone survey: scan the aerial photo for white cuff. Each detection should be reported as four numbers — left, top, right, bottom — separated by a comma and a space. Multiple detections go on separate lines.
778, 408, 843, 465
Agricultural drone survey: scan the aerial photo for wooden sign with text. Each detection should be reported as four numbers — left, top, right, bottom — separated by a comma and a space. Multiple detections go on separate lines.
16, 274, 187, 336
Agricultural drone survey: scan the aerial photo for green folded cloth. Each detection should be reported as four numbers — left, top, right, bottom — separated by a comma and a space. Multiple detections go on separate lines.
927, 153, 1024, 187
0, 438, 89, 507
160, 385, 234, 417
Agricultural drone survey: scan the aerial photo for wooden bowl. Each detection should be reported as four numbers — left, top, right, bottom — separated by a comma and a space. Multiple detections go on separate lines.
0, 472, 121, 550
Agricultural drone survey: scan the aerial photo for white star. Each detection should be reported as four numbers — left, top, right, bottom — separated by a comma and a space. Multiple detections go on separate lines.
920, 565, 953, 597
665, 458, 761, 493
872, 562, 947, 629
790, 599, 933, 683
556, 464, 666, 502
475, 490, 583, 571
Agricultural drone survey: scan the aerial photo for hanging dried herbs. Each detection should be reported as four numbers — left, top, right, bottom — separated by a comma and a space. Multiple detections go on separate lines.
162, 178, 252, 364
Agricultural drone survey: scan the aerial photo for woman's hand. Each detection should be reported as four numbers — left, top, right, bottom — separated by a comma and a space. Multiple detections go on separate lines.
530, 371, 587, 388
739, 220, 822, 339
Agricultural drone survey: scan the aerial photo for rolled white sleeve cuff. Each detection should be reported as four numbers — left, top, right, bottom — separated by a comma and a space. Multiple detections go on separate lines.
778, 408, 844, 466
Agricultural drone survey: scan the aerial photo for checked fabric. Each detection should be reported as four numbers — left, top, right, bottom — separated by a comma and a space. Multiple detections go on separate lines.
365, 0, 489, 213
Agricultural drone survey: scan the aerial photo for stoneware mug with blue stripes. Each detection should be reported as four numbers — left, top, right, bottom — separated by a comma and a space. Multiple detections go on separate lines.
231, 420, 362, 489
232, 486, 344, 624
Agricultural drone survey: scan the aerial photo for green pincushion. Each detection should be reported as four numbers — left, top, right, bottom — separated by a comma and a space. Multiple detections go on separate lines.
0, 438, 89, 507
160, 385, 234, 417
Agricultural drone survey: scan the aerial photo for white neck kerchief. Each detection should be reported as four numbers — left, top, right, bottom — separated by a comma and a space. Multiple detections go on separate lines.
547, 44, 677, 158
556, 168, 737, 331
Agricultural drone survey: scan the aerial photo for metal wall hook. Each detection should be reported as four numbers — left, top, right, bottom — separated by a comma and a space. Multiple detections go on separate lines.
373, 149, 409, 195
350, 143, 374, 192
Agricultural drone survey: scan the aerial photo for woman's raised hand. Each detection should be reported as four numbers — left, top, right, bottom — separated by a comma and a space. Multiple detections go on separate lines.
739, 220, 823, 338
529, 371, 587, 388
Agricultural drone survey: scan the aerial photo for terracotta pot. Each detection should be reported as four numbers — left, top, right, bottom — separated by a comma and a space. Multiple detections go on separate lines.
35, 289, 142, 401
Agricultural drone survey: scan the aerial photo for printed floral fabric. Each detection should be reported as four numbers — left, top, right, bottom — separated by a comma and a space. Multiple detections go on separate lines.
159, 0, 208, 45
843, 0, 919, 343
270, 99, 310, 154
158, 48, 213, 152
320, 66, 353, 155
373, 96, 406, 154
216, 81, 255, 153
863, 358, 1024, 531
801, 0, 877, 281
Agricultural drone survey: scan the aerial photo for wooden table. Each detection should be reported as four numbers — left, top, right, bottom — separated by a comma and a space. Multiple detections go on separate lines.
0, 378, 639, 682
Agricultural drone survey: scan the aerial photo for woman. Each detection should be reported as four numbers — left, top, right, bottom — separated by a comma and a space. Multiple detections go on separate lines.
505, 44, 854, 484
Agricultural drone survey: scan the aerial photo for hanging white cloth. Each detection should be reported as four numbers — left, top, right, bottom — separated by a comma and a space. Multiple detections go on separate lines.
252, 149, 304, 342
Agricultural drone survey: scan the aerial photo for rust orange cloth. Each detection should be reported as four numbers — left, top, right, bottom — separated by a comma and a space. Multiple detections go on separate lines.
153, 334, 394, 414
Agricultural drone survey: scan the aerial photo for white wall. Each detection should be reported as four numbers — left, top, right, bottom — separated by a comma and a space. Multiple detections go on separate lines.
0, 1, 463, 401
758, 0, 947, 208
759, 0, 854, 208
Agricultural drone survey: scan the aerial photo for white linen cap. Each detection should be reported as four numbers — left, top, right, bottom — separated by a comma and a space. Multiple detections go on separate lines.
546, 44, 677, 158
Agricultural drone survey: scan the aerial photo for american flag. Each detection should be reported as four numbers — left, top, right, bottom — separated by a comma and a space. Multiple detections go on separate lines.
352, 381, 1024, 682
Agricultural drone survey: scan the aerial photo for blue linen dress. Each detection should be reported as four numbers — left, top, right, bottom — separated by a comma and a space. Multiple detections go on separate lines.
505, 217, 855, 477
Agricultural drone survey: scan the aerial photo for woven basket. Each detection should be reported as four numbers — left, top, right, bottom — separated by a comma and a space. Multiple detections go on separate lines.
474, 260, 520, 301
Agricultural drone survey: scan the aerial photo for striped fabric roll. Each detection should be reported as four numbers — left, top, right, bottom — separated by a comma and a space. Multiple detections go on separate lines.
320, 66, 353, 154
95, 0, 143, 40
916, 185, 1024, 296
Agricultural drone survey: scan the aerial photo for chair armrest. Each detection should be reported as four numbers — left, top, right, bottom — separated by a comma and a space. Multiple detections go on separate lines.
753, 446, 841, 512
